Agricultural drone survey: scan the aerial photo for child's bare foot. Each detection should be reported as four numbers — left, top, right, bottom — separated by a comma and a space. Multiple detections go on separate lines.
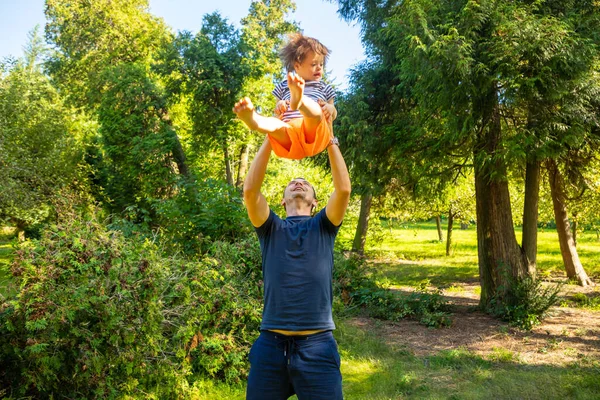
233, 97, 258, 130
287, 72, 305, 110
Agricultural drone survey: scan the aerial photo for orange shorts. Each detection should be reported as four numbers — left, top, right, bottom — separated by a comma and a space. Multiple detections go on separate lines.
267, 117, 333, 160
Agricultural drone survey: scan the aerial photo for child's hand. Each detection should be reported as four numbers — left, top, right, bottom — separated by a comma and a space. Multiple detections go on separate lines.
275, 100, 289, 119
318, 100, 337, 123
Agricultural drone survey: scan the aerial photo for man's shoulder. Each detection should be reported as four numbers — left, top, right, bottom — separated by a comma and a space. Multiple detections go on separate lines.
254, 209, 280, 237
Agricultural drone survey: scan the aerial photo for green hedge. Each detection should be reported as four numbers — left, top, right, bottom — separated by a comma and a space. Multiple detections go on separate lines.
0, 212, 262, 399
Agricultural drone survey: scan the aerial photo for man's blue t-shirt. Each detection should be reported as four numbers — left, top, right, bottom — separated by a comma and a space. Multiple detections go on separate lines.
255, 208, 340, 331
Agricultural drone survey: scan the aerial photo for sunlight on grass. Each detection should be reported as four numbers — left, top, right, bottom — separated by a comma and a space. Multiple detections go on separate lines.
342, 220, 600, 288
189, 378, 245, 400
333, 320, 600, 399
341, 359, 384, 396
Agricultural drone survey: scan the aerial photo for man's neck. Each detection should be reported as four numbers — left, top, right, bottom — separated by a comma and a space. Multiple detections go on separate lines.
285, 203, 313, 217
285, 208, 312, 217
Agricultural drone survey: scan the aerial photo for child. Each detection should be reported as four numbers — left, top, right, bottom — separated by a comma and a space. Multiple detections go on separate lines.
233, 33, 337, 159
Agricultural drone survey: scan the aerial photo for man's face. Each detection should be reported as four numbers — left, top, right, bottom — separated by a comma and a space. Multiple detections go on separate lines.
284, 178, 315, 200
282, 178, 317, 210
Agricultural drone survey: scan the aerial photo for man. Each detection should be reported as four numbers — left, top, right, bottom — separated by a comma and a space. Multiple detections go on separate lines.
242, 135, 351, 399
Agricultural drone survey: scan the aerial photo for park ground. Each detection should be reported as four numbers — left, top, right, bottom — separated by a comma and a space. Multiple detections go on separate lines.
1, 223, 599, 399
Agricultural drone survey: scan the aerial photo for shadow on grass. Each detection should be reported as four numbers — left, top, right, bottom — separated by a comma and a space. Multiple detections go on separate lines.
335, 318, 600, 400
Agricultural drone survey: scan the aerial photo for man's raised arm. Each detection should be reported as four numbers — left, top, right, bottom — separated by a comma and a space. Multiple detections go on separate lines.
325, 142, 351, 226
243, 138, 272, 227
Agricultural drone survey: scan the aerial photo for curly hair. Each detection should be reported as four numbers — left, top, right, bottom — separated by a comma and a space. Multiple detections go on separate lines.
279, 33, 331, 72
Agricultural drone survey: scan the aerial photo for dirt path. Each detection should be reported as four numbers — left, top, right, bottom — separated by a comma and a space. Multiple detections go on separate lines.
348, 283, 600, 366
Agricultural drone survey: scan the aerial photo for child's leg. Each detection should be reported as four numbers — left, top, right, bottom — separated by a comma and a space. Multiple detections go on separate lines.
233, 97, 291, 149
287, 73, 323, 143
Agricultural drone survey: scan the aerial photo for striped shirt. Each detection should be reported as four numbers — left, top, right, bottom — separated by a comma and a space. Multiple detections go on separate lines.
272, 79, 336, 122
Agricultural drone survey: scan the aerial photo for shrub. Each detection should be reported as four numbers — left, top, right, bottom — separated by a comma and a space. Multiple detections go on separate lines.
488, 269, 562, 330
333, 253, 452, 328
0, 207, 262, 399
152, 178, 251, 254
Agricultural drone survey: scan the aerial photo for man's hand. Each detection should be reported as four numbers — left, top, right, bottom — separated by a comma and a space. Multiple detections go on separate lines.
275, 99, 289, 119
318, 99, 337, 123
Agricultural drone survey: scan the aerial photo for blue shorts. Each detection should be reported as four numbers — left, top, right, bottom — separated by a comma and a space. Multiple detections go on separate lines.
246, 330, 343, 400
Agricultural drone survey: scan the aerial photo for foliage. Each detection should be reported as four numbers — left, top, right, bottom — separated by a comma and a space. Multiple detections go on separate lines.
488, 265, 562, 330
568, 292, 600, 311
353, 281, 452, 328
97, 63, 181, 214
0, 200, 262, 398
0, 61, 84, 234
45, 0, 170, 109
151, 178, 252, 254
333, 252, 452, 328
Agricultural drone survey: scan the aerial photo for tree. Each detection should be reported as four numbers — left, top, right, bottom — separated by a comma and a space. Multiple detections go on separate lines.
547, 159, 593, 286
335, 0, 600, 306
160, 13, 248, 185
45, 0, 169, 109
45, 0, 191, 209
0, 62, 82, 239
237, 0, 297, 187
96, 63, 184, 214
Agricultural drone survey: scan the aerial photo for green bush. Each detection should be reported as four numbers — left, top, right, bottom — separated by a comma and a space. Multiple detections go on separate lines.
333, 253, 452, 328
0, 208, 262, 399
488, 270, 562, 330
152, 178, 251, 254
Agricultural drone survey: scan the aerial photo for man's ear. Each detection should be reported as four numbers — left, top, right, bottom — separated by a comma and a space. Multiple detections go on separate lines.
281, 198, 286, 210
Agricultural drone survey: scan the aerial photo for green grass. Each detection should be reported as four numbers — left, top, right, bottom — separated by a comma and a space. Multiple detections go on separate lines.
192, 319, 600, 399
340, 219, 600, 288
336, 321, 600, 400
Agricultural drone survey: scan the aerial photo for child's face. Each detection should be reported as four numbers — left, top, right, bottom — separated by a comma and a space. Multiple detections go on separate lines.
294, 51, 324, 81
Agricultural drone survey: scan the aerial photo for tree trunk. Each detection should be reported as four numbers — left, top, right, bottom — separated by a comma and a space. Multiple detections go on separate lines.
436, 215, 443, 242
572, 212, 578, 247
170, 131, 189, 177
160, 109, 190, 178
522, 160, 540, 276
547, 159, 593, 286
235, 144, 250, 188
14, 220, 26, 242
446, 208, 454, 256
474, 85, 528, 310
223, 141, 234, 186
352, 191, 373, 254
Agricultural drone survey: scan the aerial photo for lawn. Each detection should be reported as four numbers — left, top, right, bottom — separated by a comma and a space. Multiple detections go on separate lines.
191, 316, 600, 399
346, 219, 600, 287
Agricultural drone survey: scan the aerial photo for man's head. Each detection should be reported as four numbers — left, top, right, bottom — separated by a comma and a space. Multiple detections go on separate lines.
281, 177, 318, 216
279, 33, 330, 81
